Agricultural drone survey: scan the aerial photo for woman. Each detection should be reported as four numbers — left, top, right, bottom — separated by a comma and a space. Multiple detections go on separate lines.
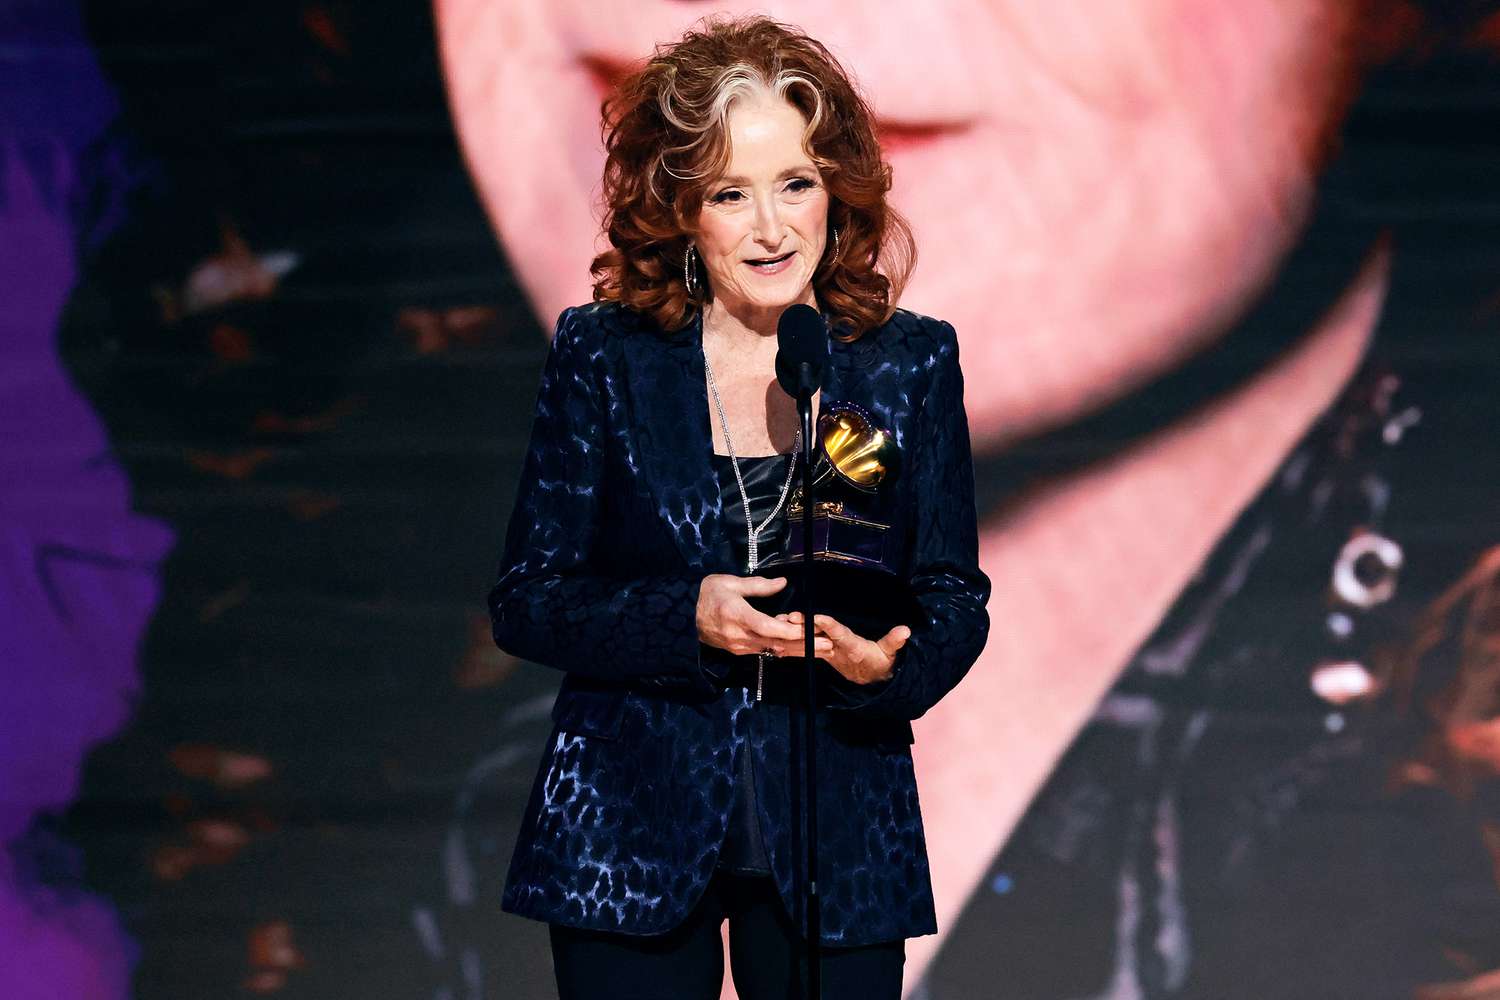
487, 15, 990, 1000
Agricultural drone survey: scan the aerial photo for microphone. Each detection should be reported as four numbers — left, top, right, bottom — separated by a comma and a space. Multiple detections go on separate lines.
775, 303, 828, 401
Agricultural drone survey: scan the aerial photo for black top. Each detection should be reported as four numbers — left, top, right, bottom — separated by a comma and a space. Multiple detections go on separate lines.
711, 451, 794, 876
714, 450, 795, 573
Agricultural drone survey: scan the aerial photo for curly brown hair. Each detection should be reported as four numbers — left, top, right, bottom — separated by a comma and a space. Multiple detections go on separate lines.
589, 15, 916, 341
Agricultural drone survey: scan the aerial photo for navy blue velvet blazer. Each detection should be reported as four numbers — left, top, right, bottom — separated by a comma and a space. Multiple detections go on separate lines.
490, 300, 990, 946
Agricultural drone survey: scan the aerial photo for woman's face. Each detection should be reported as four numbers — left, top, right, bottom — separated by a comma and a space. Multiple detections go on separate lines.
435, 0, 1369, 448
693, 95, 830, 323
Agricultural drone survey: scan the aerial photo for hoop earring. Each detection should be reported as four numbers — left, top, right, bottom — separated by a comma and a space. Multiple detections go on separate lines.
829, 227, 842, 267
683, 243, 700, 298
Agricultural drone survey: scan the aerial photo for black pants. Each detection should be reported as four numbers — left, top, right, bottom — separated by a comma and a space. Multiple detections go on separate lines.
549, 870, 905, 1000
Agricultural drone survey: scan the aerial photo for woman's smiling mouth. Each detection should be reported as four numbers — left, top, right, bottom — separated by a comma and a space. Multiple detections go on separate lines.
746, 251, 795, 273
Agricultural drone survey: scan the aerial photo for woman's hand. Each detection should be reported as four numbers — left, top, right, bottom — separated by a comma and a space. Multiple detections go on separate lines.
778, 611, 911, 686
696, 575, 833, 659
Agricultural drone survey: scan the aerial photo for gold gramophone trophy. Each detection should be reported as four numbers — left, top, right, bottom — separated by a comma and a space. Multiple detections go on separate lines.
752, 400, 926, 640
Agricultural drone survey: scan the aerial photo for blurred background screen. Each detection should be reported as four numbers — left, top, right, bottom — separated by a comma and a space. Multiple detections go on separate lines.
2, 2, 1498, 998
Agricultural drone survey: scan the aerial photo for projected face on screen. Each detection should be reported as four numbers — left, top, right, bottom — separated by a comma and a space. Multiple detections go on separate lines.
435, 0, 1371, 449
434, 3, 1459, 994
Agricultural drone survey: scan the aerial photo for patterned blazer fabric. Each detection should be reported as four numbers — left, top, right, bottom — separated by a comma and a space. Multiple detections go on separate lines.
489, 300, 991, 945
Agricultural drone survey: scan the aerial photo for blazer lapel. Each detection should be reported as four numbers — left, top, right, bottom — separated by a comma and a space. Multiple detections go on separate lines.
620, 308, 851, 572
620, 312, 725, 571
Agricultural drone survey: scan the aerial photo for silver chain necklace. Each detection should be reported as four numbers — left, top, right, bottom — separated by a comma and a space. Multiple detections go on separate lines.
703, 348, 801, 573
704, 338, 803, 703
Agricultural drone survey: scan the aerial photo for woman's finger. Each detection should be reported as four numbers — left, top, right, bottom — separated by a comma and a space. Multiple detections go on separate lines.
878, 625, 912, 654
784, 610, 824, 631
748, 609, 803, 642
761, 625, 834, 653
756, 613, 834, 653
811, 614, 855, 642
736, 575, 788, 594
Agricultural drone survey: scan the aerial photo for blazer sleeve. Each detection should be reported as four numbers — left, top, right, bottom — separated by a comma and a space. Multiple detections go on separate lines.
826, 318, 992, 721
487, 307, 720, 696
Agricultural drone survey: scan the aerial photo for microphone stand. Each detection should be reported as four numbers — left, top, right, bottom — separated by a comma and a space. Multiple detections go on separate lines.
795, 374, 821, 1000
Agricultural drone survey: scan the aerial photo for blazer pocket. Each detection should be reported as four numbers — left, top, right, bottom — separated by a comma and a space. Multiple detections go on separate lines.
550, 685, 628, 740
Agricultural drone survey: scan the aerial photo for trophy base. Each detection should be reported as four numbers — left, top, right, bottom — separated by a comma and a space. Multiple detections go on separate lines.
747, 559, 926, 642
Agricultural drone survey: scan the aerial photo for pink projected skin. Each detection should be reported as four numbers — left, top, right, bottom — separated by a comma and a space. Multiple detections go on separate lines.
435, 1, 1397, 992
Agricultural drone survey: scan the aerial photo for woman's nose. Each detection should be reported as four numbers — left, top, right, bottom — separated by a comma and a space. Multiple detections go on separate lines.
751, 192, 785, 246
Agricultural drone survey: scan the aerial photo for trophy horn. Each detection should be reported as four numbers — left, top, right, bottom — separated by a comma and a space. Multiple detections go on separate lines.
810, 400, 899, 493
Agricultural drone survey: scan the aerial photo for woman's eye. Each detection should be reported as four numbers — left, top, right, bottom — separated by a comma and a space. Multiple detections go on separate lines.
710, 189, 743, 204
787, 178, 815, 192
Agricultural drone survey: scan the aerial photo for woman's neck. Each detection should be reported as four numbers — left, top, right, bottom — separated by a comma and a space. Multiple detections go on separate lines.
703, 290, 818, 352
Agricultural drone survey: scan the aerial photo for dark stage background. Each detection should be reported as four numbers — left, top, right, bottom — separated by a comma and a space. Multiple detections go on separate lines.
2, 2, 1499, 999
